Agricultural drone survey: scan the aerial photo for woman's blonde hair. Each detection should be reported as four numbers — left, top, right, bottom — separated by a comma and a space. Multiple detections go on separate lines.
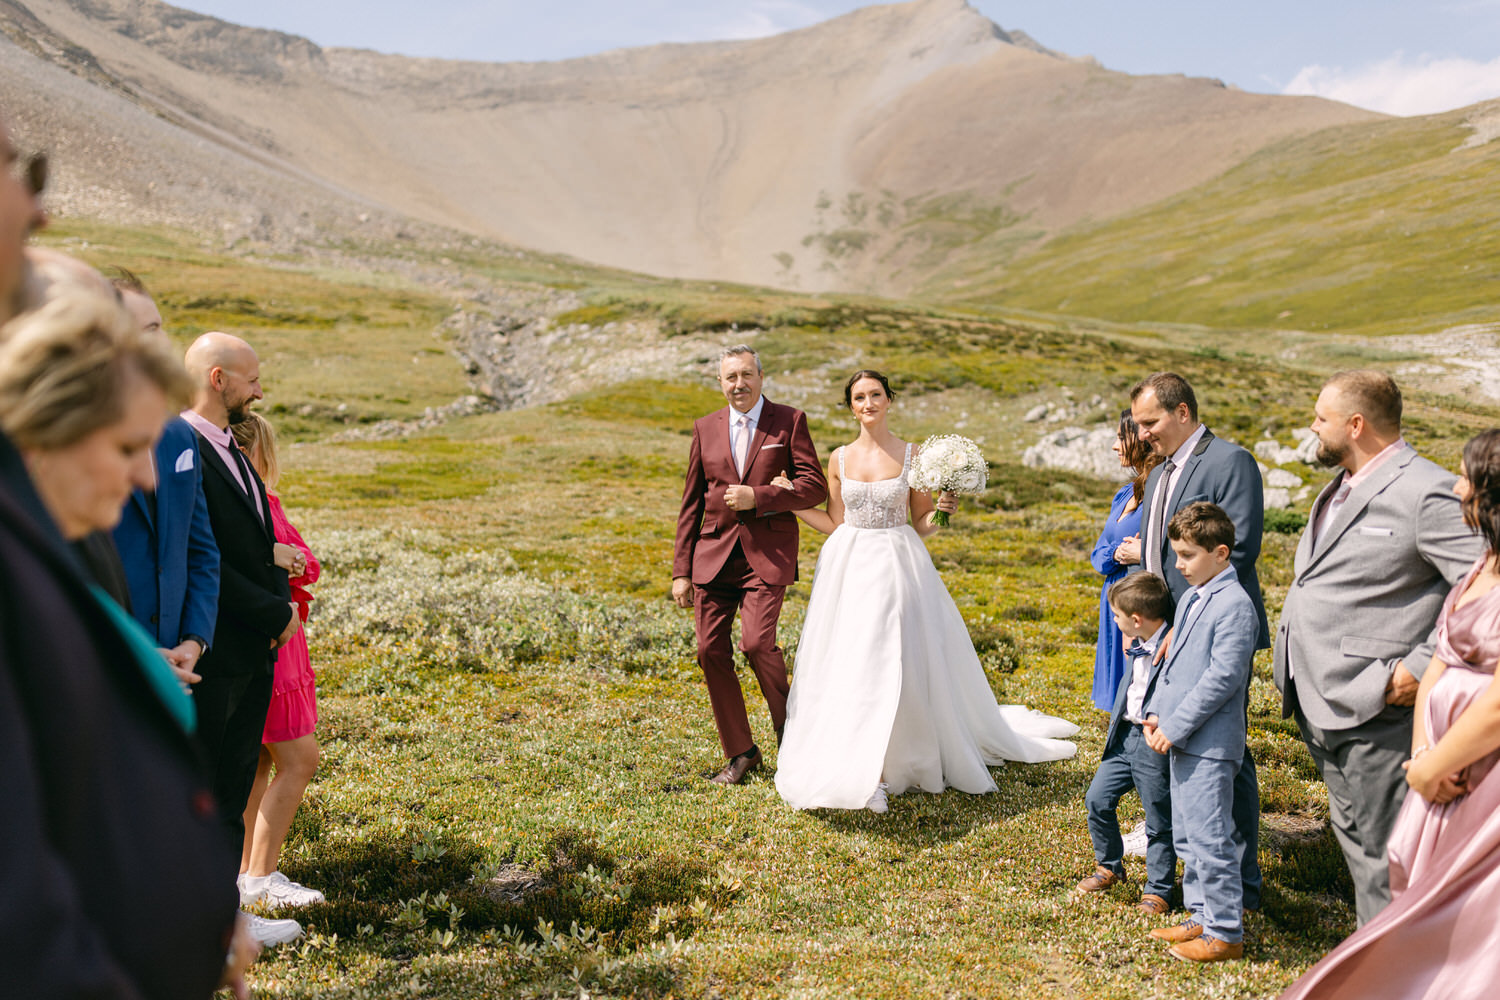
0, 290, 191, 451
230, 410, 279, 489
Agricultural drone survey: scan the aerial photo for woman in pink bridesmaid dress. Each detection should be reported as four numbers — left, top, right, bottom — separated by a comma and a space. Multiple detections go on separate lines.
1282, 428, 1500, 1000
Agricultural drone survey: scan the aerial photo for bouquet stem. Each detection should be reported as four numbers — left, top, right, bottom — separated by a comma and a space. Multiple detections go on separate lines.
931, 491, 954, 527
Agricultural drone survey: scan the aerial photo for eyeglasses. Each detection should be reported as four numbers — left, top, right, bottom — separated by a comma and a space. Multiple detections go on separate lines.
23, 153, 46, 197
8, 151, 45, 196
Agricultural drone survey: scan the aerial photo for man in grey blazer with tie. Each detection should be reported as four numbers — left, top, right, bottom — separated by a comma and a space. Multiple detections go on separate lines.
1274, 370, 1480, 926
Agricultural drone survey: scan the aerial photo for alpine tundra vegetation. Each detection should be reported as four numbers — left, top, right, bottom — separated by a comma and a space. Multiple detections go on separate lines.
33, 215, 1493, 998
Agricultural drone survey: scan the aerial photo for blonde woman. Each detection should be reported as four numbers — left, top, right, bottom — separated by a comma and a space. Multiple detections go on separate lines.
0, 289, 257, 996
231, 412, 324, 909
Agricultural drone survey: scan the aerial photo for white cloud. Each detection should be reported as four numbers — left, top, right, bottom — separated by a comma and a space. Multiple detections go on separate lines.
692, 1, 827, 42
1284, 52, 1500, 117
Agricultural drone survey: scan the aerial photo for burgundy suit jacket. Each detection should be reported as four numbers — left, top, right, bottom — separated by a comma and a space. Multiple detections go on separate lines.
674, 399, 828, 587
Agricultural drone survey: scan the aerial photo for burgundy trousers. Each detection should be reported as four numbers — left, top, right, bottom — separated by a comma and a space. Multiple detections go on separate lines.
694, 545, 790, 759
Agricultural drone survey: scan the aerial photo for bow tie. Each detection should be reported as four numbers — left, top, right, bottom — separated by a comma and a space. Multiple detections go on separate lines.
1126, 641, 1154, 658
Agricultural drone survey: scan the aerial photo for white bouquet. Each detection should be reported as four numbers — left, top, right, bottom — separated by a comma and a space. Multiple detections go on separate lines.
909, 435, 988, 526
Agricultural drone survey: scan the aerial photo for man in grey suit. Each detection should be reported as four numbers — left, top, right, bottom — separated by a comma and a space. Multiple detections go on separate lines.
1126, 371, 1266, 909
1274, 370, 1479, 925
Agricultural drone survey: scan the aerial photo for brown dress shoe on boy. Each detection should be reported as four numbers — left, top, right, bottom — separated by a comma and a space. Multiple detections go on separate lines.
1149, 919, 1203, 943
1074, 866, 1123, 893
1137, 894, 1169, 916
709, 746, 762, 785
1169, 936, 1243, 963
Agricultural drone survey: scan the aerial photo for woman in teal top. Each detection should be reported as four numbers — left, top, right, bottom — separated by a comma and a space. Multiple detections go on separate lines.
0, 289, 250, 998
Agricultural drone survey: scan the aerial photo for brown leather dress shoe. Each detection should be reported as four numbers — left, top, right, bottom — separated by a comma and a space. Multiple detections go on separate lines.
1137, 894, 1169, 916
709, 747, 762, 785
1074, 866, 1123, 893
1169, 936, 1243, 963
1149, 920, 1203, 943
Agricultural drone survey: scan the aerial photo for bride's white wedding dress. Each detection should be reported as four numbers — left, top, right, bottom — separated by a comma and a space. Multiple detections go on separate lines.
775, 445, 1078, 811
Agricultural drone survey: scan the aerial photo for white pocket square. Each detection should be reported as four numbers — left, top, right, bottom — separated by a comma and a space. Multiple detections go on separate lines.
760, 443, 784, 450
174, 448, 195, 473
1358, 525, 1394, 537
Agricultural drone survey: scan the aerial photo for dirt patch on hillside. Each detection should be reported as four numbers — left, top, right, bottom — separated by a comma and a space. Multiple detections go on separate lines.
1378, 324, 1500, 403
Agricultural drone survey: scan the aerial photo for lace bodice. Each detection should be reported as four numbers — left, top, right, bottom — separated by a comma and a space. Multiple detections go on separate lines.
839, 444, 912, 530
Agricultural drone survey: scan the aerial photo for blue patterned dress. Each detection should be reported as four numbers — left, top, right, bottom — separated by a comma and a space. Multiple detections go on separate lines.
1088, 482, 1142, 710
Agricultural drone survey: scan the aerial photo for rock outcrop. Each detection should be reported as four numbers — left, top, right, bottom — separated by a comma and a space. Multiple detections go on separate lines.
1025, 421, 1314, 509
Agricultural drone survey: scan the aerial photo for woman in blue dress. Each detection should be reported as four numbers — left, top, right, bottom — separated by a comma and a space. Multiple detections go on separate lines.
1087, 411, 1161, 710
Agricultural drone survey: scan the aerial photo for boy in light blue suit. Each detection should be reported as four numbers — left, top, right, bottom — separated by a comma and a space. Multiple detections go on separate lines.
1142, 502, 1258, 963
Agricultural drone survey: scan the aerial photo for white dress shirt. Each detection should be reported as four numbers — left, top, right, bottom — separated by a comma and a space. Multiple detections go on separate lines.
1124, 622, 1169, 724
729, 395, 766, 477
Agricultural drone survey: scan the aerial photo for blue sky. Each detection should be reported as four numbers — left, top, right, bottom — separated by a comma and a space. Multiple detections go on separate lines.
170, 1, 1500, 116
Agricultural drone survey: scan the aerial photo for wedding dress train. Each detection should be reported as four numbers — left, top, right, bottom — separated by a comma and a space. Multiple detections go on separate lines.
775, 446, 1078, 811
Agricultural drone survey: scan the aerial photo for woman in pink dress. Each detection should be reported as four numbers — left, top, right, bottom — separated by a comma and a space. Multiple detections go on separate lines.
231, 412, 325, 909
1282, 428, 1500, 1000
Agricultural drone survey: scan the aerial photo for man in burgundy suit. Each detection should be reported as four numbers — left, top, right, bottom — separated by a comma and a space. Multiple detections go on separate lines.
673, 346, 828, 784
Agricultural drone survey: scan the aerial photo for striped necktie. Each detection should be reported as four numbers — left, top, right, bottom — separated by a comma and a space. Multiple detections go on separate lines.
1144, 459, 1177, 577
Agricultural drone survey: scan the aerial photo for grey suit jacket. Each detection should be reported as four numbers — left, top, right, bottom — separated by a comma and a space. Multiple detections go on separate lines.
1137, 428, 1270, 649
1273, 445, 1480, 731
1142, 569, 1259, 760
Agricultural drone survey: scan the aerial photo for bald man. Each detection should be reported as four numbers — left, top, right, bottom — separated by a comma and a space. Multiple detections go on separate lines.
181, 332, 298, 862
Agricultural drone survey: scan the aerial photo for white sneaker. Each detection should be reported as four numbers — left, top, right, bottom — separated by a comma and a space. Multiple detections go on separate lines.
243, 910, 303, 947
865, 782, 889, 814
240, 871, 326, 908
1122, 820, 1149, 858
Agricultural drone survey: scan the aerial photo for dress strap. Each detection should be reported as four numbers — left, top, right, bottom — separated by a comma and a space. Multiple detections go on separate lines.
901, 443, 912, 473
837, 446, 846, 479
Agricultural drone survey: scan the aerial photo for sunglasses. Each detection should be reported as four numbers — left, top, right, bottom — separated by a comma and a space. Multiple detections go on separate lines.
23, 152, 46, 196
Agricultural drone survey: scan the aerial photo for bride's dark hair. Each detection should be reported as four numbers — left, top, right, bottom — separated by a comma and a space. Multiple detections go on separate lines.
843, 369, 896, 409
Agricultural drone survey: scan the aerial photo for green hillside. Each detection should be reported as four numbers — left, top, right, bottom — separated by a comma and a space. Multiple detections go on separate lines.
923, 104, 1500, 337
33, 219, 1494, 998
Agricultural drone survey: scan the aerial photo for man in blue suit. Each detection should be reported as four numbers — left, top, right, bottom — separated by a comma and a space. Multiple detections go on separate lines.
110, 270, 220, 687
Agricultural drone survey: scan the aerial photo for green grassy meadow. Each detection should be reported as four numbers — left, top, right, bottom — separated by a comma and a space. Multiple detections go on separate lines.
38, 217, 1496, 998
920, 108, 1500, 337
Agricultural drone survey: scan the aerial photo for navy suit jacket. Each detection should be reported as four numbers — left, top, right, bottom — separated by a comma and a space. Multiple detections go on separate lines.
2, 428, 237, 999
112, 417, 220, 649
193, 427, 289, 679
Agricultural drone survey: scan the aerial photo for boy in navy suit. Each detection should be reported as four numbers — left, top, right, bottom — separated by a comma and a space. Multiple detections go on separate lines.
1076, 572, 1176, 915
1143, 502, 1258, 963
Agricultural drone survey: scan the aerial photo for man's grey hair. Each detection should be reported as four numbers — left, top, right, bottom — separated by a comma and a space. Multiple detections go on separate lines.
719, 344, 761, 372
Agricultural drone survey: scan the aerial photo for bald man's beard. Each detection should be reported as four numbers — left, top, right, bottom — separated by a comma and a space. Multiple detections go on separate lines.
224, 392, 254, 425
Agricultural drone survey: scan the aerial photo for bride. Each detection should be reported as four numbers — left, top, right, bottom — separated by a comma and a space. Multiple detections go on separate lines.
772, 370, 1078, 813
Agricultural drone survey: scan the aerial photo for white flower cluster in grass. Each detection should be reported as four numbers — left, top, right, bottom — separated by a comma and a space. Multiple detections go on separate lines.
309, 529, 696, 676
908, 435, 989, 496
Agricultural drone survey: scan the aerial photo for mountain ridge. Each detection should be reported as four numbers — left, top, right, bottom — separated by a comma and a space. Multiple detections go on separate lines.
2, 0, 1379, 293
